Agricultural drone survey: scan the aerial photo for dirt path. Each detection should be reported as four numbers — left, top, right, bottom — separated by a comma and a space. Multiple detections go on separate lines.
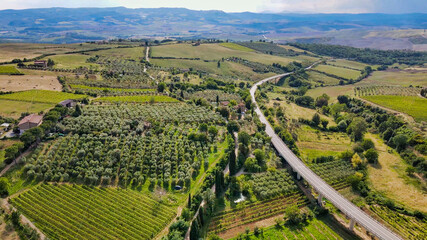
145, 47, 150, 63
1, 198, 46, 240
154, 206, 183, 240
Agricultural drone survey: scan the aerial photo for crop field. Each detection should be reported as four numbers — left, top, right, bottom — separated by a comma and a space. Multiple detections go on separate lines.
327, 59, 370, 70
151, 58, 275, 81
369, 205, 427, 240
0, 65, 21, 75
0, 74, 62, 92
88, 47, 146, 60
0, 99, 53, 119
150, 43, 299, 66
95, 95, 178, 103
314, 64, 362, 80
43, 54, 98, 70
361, 69, 427, 87
355, 86, 421, 96
362, 95, 427, 122
10, 184, 176, 240
209, 193, 309, 234
229, 217, 360, 240
186, 90, 241, 102
0, 90, 86, 104
307, 70, 341, 86
219, 43, 254, 52
26, 103, 223, 187
309, 160, 355, 190
306, 85, 355, 100
69, 84, 155, 96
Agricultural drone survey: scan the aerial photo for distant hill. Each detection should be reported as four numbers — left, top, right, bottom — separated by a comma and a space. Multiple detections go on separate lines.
0, 7, 426, 49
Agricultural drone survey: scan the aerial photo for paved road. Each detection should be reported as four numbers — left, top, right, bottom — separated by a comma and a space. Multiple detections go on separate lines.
250, 65, 402, 240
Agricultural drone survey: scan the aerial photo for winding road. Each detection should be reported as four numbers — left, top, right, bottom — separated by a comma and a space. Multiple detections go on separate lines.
250, 64, 402, 240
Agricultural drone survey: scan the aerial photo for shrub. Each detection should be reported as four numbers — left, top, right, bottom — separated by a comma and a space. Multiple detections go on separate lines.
364, 149, 379, 164
361, 139, 375, 150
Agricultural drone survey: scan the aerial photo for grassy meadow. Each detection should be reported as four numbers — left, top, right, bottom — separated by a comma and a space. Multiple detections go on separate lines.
0, 65, 21, 75
0, 99, 53, 118
327, 59, 370, 70
314, 64, 362, 80
43, 54, 98, 70
219, 42, 254, 52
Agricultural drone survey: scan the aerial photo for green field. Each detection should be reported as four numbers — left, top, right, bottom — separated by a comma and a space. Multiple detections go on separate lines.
0, 99, 53, 118
10, 184, 177, 240
314, 64, 361, 80
362, 95, 427, 122
43, 54, 98, 70
0, 65, 21, 75
327, 59, 369, 70
229, 217, 360, 240
95, 95, 179, 103
307, 70, 341, 86
88, 47, 146, 60
219, 42, 254, 52
0, 90, 86, 104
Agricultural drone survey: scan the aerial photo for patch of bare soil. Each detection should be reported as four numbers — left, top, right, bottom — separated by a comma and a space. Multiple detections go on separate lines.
0, 217, 19, 240
0, 75, 62, 92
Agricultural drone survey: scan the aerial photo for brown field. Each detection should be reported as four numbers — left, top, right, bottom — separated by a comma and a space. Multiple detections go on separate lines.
0, 74, 62, 92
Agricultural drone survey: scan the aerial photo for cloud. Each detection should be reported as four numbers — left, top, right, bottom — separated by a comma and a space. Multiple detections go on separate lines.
0, 0, 426, 13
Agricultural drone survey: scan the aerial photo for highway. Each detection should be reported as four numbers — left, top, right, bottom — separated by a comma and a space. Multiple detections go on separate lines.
250, 65, 403, 240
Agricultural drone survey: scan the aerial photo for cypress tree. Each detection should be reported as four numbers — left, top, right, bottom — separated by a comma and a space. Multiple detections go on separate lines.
188, 193, 192, 208
229, 151, 237, 175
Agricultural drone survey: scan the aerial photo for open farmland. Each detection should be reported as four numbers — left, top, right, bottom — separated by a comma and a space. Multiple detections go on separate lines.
361, 69, 427, 87
355, 86, 421, 96
10, 184, 177, 240
0, 90, 86, 104
88, 47, 146, 60
0, 99, 53, 119
0, 66, 21, 75
95, 95, 178, 103
150, 43, 300, 66
42, 54, 98, 70
327, 59, 370, 70
314, 64, 362, 80
362, 95, 427, 122
229, 217, 360, 240
369, 205, 427, 240
0, 74, 62, 92
219, 43, 254, 52
307, 70, 341, 86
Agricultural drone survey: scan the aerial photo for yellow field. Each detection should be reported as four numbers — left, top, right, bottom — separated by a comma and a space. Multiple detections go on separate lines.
88, 47, 146, 60
0, 74, 62, 92
366, 134, 427, 212
219, 42, 254, 52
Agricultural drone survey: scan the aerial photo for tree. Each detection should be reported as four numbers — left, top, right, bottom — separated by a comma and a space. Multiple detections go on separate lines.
217, 61, 221, 68
253, 149, 266, 166
337, 120, 347, 132
47, 58, 55, 67
238, 132, 251, 146
361, 139, 375, 150
187, 193, 192, 208
348, 117, 367, 141
227, 121, 239, 133
229, 151, 237, 175
312, 113, 320, 126
0, 177, 10, 197
351, 153, 365, 169
208, 126, 218, 139
337, 95, 350, 104
316, 94, 329, 107
393, 134, 408, 152
218, 107, 229, 119
321, 119, 328, 129
72, 104, 82, 117
244, 157, 260, 172
364, 149, 379, 164
157, 82, 166, 93
284, 205, 302, 225
199, 123, 208, 132
295, 96, 314, 107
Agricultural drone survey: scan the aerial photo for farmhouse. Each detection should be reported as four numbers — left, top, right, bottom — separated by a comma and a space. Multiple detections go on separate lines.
34, 60, 47, 68
18, 114, 43, 131
59, 99, 76, 108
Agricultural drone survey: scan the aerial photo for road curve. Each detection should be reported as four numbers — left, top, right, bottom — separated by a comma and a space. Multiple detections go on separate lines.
250, 65, 402, 240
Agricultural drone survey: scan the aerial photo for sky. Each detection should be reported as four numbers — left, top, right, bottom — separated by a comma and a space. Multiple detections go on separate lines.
1, 0, 426, 13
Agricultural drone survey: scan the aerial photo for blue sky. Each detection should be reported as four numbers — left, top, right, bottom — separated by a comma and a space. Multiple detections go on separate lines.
1, 0, 426, 13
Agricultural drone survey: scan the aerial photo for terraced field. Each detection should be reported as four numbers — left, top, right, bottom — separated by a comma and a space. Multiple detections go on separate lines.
230, 217, 360, 240
209, 193, 309, 234
10, 184, 177, 240
370, 205, 427, 240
